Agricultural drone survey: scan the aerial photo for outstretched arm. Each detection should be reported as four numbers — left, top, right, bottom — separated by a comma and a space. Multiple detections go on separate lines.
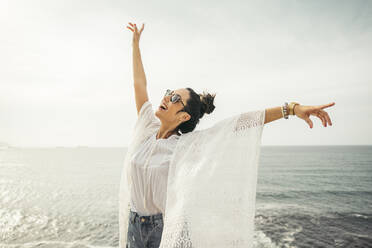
264, 106, 286, 124
127, 22, 149, 116
265, 102, 335, 128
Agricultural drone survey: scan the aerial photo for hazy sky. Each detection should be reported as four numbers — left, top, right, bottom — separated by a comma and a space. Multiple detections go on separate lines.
1, 0, 371, 147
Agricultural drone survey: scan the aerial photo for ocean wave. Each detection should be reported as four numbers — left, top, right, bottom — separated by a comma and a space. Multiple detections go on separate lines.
255, 202, 320, 215
0, 208, 53, 242
351, 213, 370, 219
253, 230, 280, 248
257, 190, 372, 199
334, 211, 372, 220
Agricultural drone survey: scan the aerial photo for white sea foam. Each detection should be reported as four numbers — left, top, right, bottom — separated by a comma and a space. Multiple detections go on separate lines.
253, 230, 280, 248
281, 225, 302, 246
0, 208, 23, 230
351, 213, 369, 219
0, 208, 52, 241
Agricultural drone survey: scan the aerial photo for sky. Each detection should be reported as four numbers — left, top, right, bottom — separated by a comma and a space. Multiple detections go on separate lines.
1, 0, 371, 147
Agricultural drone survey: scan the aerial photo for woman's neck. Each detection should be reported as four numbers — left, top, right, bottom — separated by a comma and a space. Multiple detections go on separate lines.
156, 126, 179, 140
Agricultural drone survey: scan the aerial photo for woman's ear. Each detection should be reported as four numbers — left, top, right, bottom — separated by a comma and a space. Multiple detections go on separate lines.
180, 112, 191, 123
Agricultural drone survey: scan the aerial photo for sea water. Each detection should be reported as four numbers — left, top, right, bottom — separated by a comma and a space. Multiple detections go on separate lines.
0, 146, 371, 248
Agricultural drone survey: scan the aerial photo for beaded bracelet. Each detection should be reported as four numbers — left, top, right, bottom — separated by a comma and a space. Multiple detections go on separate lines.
282, 102, 289, 119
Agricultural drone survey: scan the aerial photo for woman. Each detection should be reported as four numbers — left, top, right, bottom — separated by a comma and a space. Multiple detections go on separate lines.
123, 22, 335, 248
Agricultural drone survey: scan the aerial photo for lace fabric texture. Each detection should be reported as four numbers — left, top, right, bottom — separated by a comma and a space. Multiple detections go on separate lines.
119, 104, 265, 248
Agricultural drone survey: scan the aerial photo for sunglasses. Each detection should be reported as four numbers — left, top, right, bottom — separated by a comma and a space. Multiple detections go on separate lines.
164, 89, 186, 108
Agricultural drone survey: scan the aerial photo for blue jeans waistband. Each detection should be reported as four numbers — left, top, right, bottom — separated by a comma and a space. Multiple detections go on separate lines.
130, 210, 163, 224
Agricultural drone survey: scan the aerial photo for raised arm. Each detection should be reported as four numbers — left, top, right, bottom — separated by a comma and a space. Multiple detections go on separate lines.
265, 102, 335, 128
127, 22, 149, 116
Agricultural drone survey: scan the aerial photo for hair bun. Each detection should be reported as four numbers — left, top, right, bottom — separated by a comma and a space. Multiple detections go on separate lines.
199, 91, 216, 116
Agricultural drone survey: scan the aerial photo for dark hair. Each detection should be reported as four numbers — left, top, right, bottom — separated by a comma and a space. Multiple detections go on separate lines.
175, 88, 216, 134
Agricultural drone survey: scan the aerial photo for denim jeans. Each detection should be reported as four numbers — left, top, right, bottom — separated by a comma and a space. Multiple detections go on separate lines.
126, 210, 164, 248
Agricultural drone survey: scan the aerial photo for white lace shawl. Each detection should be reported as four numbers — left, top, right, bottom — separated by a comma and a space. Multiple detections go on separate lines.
119, 101, 265, 248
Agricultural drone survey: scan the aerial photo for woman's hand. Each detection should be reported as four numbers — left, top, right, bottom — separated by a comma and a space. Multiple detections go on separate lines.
126, 22, 145, 45
294, 102, 335, 128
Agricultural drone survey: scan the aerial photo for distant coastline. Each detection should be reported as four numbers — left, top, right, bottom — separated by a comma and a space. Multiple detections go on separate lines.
1, 144, 371, 150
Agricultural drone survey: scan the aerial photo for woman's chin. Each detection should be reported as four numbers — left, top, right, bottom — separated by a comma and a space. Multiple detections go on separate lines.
155, 110, 162, 118
155, 107, 167, 115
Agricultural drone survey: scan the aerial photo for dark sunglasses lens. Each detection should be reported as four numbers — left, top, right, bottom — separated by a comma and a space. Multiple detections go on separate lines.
171, 95, 179, 102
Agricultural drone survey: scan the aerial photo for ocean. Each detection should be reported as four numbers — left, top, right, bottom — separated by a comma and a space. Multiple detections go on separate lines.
0, 146, 371, 248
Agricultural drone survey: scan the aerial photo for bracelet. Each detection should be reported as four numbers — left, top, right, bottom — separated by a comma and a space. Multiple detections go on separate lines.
288, 102, 300, 115
282, 102, 289, 119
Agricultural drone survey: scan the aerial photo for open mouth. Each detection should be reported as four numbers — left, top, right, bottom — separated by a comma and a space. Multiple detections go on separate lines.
159, 105, 167, 111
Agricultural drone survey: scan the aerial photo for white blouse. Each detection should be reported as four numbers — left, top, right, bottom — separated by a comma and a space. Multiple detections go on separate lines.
129, 100, 180, 216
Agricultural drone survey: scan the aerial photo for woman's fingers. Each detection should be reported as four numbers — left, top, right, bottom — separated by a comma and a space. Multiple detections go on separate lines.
320, 110, 332, 126
304, 116, 313, 129
127, 22, 138, 32
314, 106, 333, 127
127, 22, 135, 32
315, 112, 326, 127
320, 102, 335, 109
321, 113, 327, 127
127, 22, 144, 34
140, 23, 145, 33
297, 103, 334, 128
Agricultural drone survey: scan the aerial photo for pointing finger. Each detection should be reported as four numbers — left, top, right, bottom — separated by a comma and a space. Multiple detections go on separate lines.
320, 102, 335, 109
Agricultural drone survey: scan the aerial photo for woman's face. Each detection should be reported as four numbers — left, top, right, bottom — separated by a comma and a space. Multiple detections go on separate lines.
155, 88, 191, 126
